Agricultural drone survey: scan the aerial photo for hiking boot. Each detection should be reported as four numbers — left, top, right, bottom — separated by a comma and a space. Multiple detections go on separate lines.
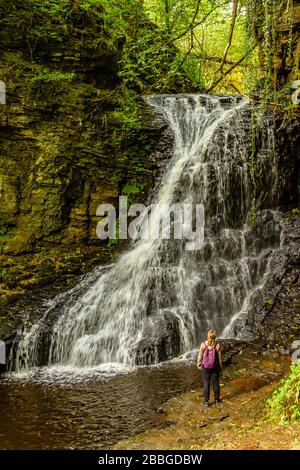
214, 399, 222, 405
203, 400, 209, 407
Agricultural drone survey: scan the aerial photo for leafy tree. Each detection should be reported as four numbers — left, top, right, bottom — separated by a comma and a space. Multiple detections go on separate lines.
1, 0, 295, 100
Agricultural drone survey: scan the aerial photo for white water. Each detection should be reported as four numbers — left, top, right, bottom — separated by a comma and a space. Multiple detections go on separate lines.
13, 94, 283, 371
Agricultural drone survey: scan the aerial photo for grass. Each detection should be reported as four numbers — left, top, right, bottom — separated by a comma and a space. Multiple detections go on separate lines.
267, 362, 300, 423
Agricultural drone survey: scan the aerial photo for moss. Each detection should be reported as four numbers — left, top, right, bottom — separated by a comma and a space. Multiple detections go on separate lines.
0, 45, 160, 254
31, 71, 77, 82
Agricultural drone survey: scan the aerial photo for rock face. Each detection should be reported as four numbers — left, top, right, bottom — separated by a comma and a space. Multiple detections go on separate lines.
273, 0, 300, 88
253, 0, 300, 95
230, 213, 300, 347
228, 112, 300, 347
1, 3, 300, 362
0, 2, 178, 339
0, 3, 170, 255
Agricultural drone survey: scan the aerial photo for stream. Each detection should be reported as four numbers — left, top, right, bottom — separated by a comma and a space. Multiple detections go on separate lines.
0, 359, 200, 450
1, 94, 284, 450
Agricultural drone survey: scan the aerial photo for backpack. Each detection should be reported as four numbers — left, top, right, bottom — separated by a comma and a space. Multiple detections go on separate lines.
202, 341, 217, 369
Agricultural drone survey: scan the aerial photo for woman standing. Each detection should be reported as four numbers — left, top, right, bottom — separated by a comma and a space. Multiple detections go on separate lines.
197, 329, 222, 407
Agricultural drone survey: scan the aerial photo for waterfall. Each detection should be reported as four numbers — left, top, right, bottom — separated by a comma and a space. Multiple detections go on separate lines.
12, 94, 283, 371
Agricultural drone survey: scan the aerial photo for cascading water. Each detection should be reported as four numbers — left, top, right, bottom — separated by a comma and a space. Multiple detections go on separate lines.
12, 94, 283, 371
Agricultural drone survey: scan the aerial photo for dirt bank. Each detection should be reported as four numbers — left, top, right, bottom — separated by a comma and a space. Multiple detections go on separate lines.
113, 345, 300, 450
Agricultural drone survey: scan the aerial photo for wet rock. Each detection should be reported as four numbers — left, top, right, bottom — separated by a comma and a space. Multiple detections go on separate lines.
231, 214, 300, 347
133, 311, 181, 365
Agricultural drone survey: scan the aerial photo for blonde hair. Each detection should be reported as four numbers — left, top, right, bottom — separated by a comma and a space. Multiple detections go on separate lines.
207, 329, 217, 347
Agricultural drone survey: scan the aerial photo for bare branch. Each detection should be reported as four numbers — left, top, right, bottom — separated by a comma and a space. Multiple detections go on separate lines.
205, 44, 257, 93
216, 0, 239, 74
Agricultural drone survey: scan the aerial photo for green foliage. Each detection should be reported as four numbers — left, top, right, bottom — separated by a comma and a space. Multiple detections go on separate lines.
31, 71, 76, 82
122, 184, 141, 196
112, 88, 142, 138
30, 0, 69, 16
1, 0, 297, 101
79, 0, 103, 11
0, 0, 71, 45
122, 181, 145, 206
267, 362, 300, 423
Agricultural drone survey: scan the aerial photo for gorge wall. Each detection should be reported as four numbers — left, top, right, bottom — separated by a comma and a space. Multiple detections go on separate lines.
0, 2, 168, 255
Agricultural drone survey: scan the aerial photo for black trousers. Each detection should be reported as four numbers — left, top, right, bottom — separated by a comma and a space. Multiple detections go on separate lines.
202, 367, 220, 402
